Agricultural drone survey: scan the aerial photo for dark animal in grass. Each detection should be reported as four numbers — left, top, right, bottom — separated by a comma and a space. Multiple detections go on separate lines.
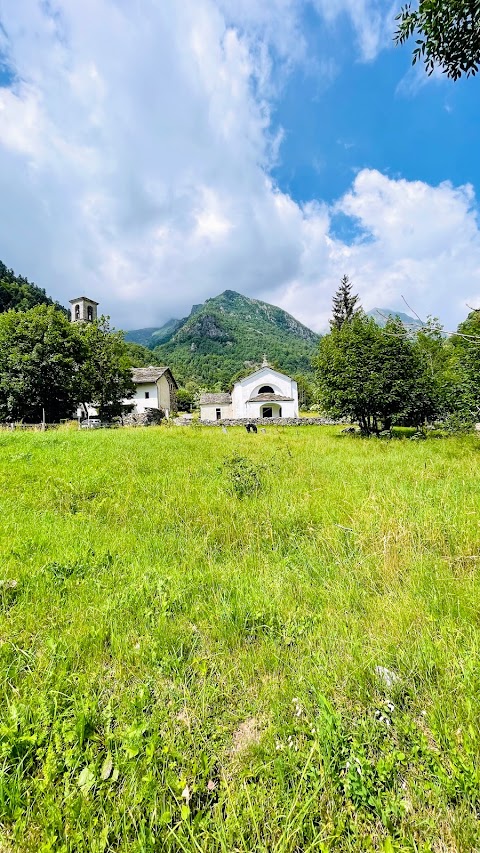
246, 422, 257, 434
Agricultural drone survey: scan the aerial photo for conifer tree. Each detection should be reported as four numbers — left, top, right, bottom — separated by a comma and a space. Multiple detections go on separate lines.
330, 275, 361, 330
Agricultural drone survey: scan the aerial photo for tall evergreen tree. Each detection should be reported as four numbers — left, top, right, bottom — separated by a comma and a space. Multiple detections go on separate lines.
330, 275, 361, 330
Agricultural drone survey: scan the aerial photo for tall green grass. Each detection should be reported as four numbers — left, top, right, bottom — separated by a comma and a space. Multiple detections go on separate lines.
0, 426, 479, 852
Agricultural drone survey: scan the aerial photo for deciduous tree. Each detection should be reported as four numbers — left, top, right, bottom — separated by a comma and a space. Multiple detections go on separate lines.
315, 315, 440, 434
448, 308, 480, 422
0, 305, 86, 422
0, 308, 136, 423
77, 317, 135, 420
395, 0, 480, 80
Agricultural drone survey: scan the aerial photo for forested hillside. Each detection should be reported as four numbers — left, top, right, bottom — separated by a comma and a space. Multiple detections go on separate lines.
126, 290, 319, 388
0, 261, 65, 314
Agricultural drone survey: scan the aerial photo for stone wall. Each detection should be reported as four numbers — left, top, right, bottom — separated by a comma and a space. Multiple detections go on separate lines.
178, 417, 339, 427
123, 408, 165, 427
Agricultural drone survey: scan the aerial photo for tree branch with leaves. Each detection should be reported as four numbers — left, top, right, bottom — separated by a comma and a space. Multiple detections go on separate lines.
394, 0, 480, 80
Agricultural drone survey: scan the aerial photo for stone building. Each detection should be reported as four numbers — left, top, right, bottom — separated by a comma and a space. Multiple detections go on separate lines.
200, 363, 298, 421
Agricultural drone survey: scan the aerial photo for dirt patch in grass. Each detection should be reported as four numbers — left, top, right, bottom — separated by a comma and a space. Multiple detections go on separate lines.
230, 717, 263, 755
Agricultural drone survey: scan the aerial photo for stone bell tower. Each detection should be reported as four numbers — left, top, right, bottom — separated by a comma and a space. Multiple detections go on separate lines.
69, 296, 99, 323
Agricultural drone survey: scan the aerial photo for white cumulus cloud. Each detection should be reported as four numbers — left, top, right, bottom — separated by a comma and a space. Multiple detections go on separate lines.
275, 170, 480, 331
0, 0, 478, 332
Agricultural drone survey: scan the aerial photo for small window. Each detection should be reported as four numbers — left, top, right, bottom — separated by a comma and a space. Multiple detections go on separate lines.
259, 385, 274, 394
87, 305, 93, 321
216, 408, 221, 420
278, 407, 282, 418
145, 391, 150, 399
75, 304, 80, 320
262, 407, 273, 418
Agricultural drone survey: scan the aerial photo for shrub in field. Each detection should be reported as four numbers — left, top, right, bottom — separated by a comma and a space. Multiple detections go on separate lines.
223, 455, 263, 498
45, 551, 113, 580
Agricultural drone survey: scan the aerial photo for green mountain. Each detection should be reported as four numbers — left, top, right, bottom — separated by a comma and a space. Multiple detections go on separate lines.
127, 290, 319, 388
0, 261, 65, 314
367, 307, 423, 329
124, 317, 180, 347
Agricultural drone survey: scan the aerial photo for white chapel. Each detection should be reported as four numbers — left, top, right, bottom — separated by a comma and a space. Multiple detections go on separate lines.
200, 361, 298, 421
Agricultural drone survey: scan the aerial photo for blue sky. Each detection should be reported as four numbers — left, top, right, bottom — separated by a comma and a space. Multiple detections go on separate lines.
274, 42, 480, 208
271, 7, 480, 210
0, 0, 479, 331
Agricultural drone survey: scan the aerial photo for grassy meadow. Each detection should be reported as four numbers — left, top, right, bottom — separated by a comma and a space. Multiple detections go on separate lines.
0, 425, 480, 852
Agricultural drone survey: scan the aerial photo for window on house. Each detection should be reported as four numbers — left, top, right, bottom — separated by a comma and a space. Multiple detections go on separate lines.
262, 407, 273, 418
259, 385, 274, 394
279, 407, 282, 417
145, 392, 150, 399
87, 305, 93, 321
75, 304, 80, 320
216, 408, 221, 420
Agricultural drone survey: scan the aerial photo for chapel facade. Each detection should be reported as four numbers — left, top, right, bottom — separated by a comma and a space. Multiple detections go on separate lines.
200, 363, 298, 421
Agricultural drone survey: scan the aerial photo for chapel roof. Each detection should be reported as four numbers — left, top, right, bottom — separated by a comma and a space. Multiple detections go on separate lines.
235, 365, 294, 385
199, 392, 232, 405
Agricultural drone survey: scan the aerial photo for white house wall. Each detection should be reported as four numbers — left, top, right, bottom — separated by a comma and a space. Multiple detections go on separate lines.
128, 382, 159, 413
200, 404, 234, 420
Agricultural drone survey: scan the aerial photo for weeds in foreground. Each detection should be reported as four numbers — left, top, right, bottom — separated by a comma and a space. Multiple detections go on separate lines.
222, 455, 265, 498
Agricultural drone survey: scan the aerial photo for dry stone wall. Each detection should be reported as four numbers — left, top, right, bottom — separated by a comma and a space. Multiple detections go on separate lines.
122, 409, 164, 427
180, 417, 339, 427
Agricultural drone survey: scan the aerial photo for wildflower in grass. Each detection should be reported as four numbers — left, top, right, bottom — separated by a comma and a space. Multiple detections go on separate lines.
345, 757, 362, 776
375, 708, 392, 726
292, 697, 303, 718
